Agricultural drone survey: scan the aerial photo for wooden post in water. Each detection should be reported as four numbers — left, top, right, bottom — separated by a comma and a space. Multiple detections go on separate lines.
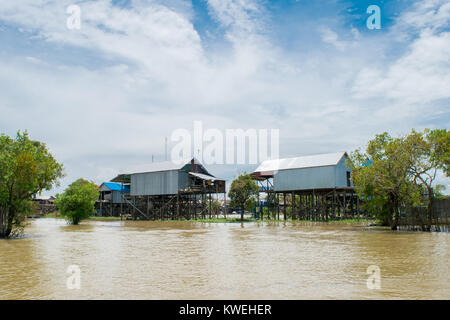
177, 193, 180, 220
257, 184, 261, 220
193, 193, 195, 220
188, 193, 191, 220
291, 192, 295, 220
215, 184, 219, 218
223, 192, 226, 219
331, 189, 336, 219
299, 194, 302, 220
277, 193, 280, 220
160, 196, 163, 220
267, 180, 271, 220
132, 196, 136, 220
209, 192, 212, 219
343, 191, 347, 219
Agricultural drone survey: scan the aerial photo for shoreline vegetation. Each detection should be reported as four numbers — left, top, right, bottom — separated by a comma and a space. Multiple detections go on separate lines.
40, 212, 376, 225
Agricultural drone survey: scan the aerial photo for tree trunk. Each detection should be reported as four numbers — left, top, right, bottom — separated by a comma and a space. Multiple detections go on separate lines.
386, 200, 393, 229
426, 188, 433, 232
0, 207, 6, 237
391, 205, 399, 230
388, 194, 398, 230
6, 207, 14, 237
379, 204, 390, 226
0, 206, 12, 238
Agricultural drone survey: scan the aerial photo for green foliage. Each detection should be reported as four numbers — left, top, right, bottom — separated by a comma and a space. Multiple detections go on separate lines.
433, 184, 446, 199
348, 128, 449, 230
228, 173, 259, 220
55, 178, 99, 225
211, 199, 222, 215
426, 128, 450, 177
0, 131, 63, 238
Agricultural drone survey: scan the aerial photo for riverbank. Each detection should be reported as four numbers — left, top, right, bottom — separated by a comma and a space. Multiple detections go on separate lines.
41, 212, 375, 225
42, 212, 122, 221
143, 217, 375, 224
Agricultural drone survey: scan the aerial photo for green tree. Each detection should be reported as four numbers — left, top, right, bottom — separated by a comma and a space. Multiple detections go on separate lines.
349, 129, 449, 230
228, 173, 259, 221
0, 131, 64, 238
211, 199, 222, 216
349, 133, 415, 229
402, 129, 450, 230
55, 178, 99, 225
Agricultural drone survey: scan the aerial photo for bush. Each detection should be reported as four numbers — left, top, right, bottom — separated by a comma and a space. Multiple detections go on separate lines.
55, 179, 98, 225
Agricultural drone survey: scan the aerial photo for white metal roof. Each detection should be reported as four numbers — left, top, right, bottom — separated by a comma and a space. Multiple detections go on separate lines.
34, 195, 55, 200
189, 172, 224, 181
253, 152, 347, 174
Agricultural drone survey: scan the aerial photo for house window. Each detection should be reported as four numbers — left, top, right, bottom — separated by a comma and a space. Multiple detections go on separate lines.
346, 171, 351, 187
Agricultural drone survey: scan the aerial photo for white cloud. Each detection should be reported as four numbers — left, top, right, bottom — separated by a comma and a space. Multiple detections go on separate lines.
353, 30, 450, 103
397, 0, 450, 32
352, 0, 450, 106
0, 0, 448, 193
319, 27, 348, 51
207, 0, 265, 38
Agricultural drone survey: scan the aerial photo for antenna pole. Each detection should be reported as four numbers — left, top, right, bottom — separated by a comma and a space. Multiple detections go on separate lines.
165, 137, 168, 161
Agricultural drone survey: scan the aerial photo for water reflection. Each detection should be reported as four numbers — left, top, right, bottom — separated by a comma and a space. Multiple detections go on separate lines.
0, 219, 448, 299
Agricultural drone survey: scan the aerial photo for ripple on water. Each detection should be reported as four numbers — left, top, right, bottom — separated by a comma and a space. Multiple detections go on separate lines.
0, 219, 448, 299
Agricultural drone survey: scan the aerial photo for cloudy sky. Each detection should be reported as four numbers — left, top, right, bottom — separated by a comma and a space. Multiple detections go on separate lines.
0, 0, 449, 195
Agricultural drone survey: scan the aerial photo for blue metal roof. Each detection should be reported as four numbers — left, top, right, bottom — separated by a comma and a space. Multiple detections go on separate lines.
102, 182, 130, 193
103, 182, 122, 191
362, 160, 374, 168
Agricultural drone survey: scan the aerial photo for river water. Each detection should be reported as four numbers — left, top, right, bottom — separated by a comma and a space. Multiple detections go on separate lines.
0, 218, 448, 299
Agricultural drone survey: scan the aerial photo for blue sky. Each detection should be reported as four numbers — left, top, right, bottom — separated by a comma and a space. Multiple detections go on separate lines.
0, 0, 449, 194
0, 1, 414, 70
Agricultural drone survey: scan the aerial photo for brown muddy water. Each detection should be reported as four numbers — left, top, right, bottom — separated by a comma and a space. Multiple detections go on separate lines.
0, 218, 448, 300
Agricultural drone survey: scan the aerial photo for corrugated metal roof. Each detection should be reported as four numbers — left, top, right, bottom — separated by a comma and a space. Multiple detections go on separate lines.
101, 182, 124, 191
110, 174, 131, 183
189, 172, 224, 181
34, 196, 55, 200
253, 152, 347, 174
124, 158, 201, 175
100, 182, 130, 193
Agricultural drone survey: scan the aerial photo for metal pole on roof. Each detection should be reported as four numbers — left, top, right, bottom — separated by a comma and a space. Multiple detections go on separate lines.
165, 137, 168, 161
